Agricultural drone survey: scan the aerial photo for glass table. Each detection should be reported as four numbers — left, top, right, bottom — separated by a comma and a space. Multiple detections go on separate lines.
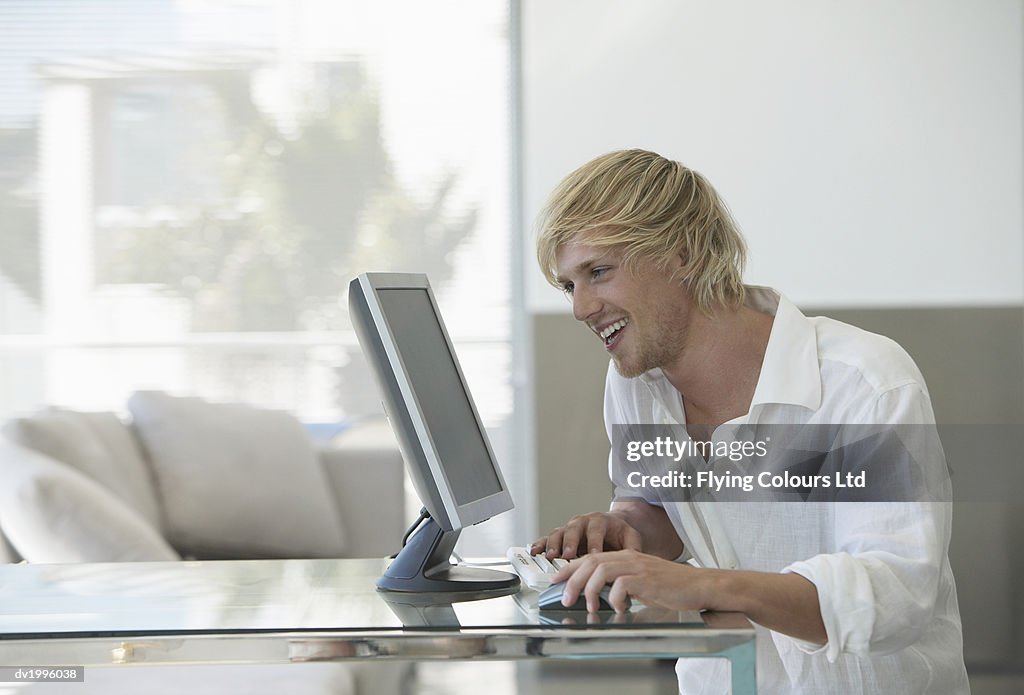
0, 558, 756, 693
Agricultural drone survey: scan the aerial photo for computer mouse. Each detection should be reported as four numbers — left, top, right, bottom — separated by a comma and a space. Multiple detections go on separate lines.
537, 581, 628, 612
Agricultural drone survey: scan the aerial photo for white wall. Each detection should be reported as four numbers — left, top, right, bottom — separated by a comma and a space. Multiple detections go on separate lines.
522, 0, 1023, 311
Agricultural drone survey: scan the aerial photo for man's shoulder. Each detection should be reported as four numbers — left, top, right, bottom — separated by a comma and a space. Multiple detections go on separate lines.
808, 314, 927, 395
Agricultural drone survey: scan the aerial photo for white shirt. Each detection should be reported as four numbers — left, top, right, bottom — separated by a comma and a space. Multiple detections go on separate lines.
604, 287, 969, 694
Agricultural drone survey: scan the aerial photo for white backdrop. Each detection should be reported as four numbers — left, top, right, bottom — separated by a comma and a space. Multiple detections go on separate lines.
522, 0, 1023, 311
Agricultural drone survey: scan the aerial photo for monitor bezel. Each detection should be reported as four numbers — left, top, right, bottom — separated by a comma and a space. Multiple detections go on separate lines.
352, 272, 514, 531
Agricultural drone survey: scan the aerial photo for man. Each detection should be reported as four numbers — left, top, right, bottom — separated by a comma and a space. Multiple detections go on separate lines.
530, 149, 968, 693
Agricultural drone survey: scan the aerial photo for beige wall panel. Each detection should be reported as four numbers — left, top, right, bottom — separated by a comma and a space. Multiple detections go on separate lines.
532, 305, 1024, 671
532, 314, 613, 535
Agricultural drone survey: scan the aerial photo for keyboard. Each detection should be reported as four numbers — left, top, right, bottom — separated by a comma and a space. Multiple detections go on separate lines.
506, 546, 569, 590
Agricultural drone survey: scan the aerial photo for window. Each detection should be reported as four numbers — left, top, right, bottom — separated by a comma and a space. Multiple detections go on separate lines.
0, 0, 517, 554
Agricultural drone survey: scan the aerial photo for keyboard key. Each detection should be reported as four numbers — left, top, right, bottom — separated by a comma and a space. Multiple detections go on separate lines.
532, 553, 556, 573
506, 546, 556, 590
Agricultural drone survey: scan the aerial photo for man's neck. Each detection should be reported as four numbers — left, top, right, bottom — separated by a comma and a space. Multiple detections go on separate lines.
662, 303, 774, 431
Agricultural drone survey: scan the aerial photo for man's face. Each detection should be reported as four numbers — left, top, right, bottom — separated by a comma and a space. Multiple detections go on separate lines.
554, 239, 693, 378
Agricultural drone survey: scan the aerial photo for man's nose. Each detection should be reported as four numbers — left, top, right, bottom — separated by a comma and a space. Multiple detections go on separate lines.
572, 285, 600, 322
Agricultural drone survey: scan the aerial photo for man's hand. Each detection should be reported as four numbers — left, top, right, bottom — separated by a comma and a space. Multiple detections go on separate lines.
532, 499, 683, 561
530, 511, 642, 560
550, 549, 828, 644
550, 549, 715, 613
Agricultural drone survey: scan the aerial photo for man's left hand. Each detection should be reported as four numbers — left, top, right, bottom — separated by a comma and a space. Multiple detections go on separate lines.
551, 549, 828, 646
550, 549, 721, 614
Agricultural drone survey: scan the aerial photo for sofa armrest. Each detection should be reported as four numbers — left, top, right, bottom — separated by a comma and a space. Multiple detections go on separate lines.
319, 421, 406, 558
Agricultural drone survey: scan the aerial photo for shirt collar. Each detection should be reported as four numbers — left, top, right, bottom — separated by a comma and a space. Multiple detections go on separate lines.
746, 286, 822, 412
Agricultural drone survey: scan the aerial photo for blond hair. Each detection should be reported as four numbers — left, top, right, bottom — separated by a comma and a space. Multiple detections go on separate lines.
536, 149, 747, 314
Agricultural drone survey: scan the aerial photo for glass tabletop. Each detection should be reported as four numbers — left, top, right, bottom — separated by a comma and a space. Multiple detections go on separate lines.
0, 557, 756, 683
0, 557, 749, 636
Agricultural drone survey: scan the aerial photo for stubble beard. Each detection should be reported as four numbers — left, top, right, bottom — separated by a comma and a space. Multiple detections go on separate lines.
610, 319, 685, 379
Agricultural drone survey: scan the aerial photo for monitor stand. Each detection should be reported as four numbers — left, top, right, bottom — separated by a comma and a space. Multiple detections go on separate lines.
376, 515, 520, 599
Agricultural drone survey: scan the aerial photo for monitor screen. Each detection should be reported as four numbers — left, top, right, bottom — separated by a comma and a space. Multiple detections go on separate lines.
349, 272, 514, 532
374, 288, 503, 505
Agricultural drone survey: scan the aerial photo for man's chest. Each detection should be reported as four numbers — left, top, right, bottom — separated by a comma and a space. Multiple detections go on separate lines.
666, 502, 834, 572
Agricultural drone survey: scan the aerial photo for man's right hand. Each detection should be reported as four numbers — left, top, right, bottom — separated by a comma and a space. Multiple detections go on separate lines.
530, 511, 642, 560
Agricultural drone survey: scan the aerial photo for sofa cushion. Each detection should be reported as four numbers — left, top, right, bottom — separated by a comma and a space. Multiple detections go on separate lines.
2, 408, 162, 529
0, 442, 180, 563
127, 391, 347, 559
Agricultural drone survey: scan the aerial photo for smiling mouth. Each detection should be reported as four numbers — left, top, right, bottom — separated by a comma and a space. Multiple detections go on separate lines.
599, 318, 629, 347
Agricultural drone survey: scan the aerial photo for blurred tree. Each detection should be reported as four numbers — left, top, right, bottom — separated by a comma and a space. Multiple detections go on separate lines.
96, 60, 476, 333
1, 61, 477, 417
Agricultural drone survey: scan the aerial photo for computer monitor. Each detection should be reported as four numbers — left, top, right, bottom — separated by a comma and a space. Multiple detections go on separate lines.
349, 272, 519, 595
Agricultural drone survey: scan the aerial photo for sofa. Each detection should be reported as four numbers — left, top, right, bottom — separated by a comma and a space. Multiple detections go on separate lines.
0, 391, 410, 694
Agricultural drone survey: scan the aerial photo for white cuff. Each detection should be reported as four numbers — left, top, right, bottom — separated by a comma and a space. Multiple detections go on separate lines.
783, 553, 876, 661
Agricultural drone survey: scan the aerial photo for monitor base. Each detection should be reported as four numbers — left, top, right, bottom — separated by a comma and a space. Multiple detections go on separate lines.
376, 515, 520, 596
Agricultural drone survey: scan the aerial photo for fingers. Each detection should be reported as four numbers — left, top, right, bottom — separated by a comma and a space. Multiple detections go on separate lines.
560, 550, 639, 612
550, 559, 575, 584
560, 513, 610, 559
582, 563, 615, 613
564, 513, 613, 558
546, 550, 687, 614
529, 526, 566, 558
557, 521, 583, 559
607, 577, 633, 614
532, 515, 602, 560
620, 524, 643, 552
581, 514, 608, 556
533, 512, 641, 560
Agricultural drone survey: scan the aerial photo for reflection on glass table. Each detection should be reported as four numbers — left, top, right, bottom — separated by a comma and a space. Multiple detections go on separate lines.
0, 557, 756, 694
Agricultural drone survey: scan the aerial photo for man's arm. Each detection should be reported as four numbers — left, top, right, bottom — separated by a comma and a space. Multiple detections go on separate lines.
552, 549, 827, 645
609, 497, 684, 559
531, 497, 683, 560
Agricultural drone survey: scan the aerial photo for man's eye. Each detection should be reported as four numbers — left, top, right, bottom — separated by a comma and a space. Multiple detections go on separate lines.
562, 282, 575, 296
591, 266, 610, 279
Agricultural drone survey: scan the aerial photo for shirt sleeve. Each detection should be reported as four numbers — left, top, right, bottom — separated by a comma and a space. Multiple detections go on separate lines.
781, 385, 953, 660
